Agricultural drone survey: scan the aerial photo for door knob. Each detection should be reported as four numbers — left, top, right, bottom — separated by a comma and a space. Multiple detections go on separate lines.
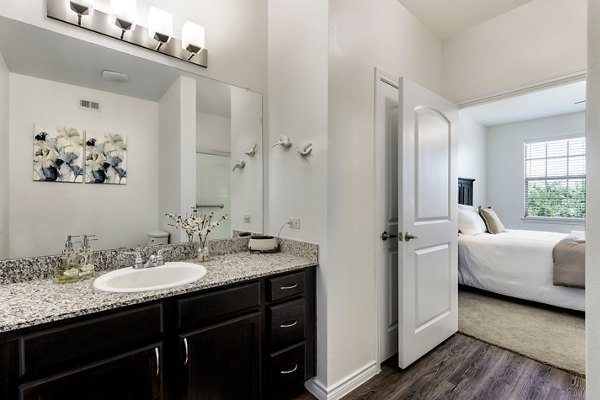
381, 231, 400, 241
404, 232, 418, 242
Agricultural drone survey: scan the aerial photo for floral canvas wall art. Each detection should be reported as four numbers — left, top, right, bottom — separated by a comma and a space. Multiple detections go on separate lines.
33, 125, 84, 182
85, 132, 127, 184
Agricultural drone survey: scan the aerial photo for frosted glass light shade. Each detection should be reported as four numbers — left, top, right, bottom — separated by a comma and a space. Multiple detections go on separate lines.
111, 0, 137, 31
148, 6, 173, 42
182, 21, 205, 53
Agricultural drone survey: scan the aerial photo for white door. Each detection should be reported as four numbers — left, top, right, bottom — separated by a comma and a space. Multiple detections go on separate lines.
375, 71, 399, 362
397, 77, 458, 369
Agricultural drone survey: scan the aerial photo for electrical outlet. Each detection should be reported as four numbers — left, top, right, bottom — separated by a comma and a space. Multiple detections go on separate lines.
288, 218, 300, 229
244, 215, 252, 224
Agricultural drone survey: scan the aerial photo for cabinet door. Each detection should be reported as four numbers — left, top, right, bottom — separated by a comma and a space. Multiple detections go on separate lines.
181, 313, 261, 400
19, 344, 162, 400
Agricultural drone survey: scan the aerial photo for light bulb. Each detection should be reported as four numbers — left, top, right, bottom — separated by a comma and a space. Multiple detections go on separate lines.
148, 6, 173, 48
111, 0, 137, 38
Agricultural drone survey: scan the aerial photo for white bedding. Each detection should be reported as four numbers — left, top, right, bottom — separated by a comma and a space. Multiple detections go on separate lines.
458, 229, 585, 311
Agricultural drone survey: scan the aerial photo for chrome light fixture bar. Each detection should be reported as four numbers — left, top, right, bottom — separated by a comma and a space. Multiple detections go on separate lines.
47, 0, 207, 68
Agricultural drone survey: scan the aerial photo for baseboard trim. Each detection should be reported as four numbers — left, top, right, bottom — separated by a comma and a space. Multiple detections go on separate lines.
304, 361, 379, 400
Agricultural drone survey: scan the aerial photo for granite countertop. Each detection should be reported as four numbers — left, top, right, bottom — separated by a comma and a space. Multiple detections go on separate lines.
0, 252, 316, 334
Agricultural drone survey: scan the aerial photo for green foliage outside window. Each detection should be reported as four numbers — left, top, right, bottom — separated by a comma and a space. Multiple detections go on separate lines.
526, 181, 586, 218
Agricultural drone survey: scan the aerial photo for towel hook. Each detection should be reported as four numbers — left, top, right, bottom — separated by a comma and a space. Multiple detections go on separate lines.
296, 143, 313, 157
272, 135, 292, 149
232, 160, 246, 171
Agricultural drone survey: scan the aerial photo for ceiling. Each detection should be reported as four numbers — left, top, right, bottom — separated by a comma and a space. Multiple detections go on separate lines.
398, 0, 532, 39
461, 80, 587, 127
0, 17, 232, 117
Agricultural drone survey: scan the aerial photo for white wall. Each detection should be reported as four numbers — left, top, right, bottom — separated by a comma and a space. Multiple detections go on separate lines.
0, 53, 8, 259
8, 73, 159, 258
267, 0, 330, 388
458, 114, 486, 206
230, 87, 263, 234
486, 112, 586, 233
158, 76, 197, 243
586, 0, 600, 397
0, 0, 268, 95
443, 0, 587, 102
269, 0, 442, 394
196, 112, 230, 153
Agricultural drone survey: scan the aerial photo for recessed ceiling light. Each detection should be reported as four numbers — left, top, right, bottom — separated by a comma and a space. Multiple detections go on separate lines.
101, 70, 129, 83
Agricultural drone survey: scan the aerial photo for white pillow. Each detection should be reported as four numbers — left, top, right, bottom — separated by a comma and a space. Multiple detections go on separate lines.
458, 208, 487, 235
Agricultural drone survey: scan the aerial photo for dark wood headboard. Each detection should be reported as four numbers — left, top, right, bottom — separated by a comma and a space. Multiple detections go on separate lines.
458, 178, 475, 206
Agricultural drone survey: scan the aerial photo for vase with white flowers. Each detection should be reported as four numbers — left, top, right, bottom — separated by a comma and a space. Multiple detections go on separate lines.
165, 207, 228, 262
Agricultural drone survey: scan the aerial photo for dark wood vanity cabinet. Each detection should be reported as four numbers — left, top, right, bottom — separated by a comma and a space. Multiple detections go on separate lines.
19, 344, 163, 400
0, 266, 316, 400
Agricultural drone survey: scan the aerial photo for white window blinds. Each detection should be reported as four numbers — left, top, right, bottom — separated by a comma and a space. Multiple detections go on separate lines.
524, 136, 586, 219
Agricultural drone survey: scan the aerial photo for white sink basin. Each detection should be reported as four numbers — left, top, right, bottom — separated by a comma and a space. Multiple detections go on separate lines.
93, 262, 207, 293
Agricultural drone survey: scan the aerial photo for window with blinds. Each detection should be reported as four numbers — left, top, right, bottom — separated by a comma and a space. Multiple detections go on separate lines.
524, 135, 586, 219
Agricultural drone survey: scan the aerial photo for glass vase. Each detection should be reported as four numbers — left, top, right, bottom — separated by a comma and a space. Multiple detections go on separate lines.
197, 243, 210, 262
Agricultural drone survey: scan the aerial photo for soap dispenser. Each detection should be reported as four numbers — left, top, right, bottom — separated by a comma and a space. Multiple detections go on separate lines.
79, 234, 98, 279
56, 235, 81, 284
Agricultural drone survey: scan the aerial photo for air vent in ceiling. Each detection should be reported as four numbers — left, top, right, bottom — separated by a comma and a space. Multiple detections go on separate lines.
79, 99, 101, 112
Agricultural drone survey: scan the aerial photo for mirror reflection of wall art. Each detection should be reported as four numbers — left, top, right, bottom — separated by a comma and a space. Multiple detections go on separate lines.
33, 125, 84, 182
85, 132, 128, 185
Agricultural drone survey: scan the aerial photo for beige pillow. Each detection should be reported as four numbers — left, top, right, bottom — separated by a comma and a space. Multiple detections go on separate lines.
478, 207, 506, 234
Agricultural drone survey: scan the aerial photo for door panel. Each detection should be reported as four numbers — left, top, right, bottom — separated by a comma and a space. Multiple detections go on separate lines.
415, 107, 451, 220
415, 244, 451, 329
398, 77, 458, 369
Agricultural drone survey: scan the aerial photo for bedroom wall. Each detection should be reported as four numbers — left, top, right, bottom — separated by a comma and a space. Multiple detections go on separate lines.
586, 0, 600, 396
486, 111, 586, 233
442, 0, 587, 103
458, 113, 486, 206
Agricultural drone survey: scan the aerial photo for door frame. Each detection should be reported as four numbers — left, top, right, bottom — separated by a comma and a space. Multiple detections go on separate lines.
374, 67, 400, 367
373, 67, 587, 368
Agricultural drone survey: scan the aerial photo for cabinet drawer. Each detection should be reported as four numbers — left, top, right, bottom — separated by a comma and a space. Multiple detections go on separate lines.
268, 271, 305, 302
20, 304, 163, 377
178, 282, 260, 331
269, 298, 305, 351
270, 343, 306, 398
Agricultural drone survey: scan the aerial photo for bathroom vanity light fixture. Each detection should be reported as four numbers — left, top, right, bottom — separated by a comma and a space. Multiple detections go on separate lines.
148, 6, 173, 51
69, 0, 94, 26
111, 0, 136, 39
47, 0, 207, 68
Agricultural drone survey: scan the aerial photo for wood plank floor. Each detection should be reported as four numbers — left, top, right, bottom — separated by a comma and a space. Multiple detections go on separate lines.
293, 333, 585, 400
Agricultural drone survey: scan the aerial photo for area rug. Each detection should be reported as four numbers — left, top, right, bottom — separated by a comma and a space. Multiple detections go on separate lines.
458, 289, 585, 376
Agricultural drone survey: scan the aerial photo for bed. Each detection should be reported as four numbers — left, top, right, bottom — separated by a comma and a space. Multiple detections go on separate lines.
457, 178, 585, 312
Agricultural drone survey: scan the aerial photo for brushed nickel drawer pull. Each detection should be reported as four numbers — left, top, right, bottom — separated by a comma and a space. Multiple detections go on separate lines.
183, 338, 189, 366
280, 283, 298, 290
154, 347, 160, 377
280, 364, 298, 375
280, 320, 298, 328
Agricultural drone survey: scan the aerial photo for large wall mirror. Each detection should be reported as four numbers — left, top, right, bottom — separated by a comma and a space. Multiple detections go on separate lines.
0, 16, 264, 260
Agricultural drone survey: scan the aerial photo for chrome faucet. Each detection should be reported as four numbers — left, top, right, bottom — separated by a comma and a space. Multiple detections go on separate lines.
124, 251, 144, 269
124, 249, 169, 269
155, 248, 169, 266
